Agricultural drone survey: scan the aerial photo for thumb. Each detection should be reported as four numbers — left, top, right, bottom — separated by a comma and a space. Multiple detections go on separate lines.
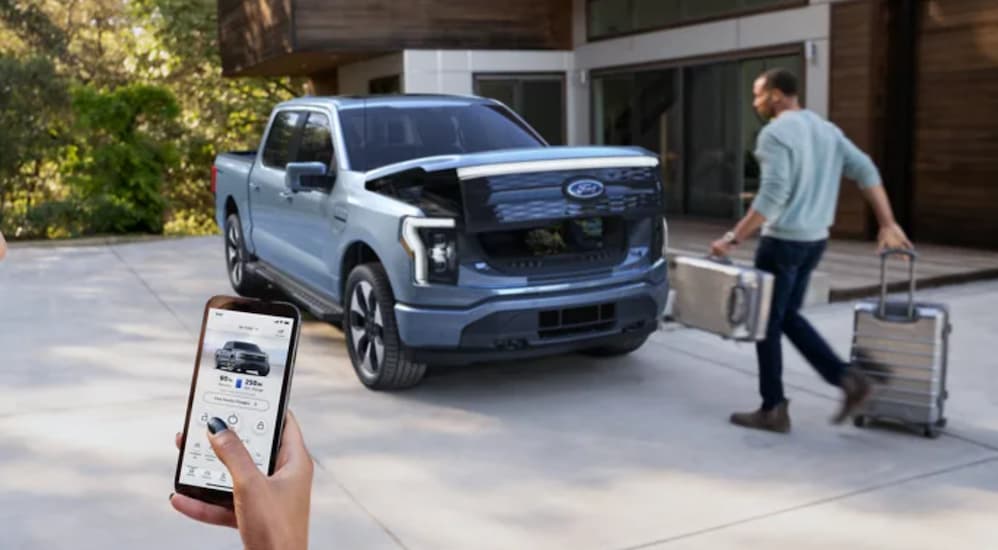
207, 417, 264, 489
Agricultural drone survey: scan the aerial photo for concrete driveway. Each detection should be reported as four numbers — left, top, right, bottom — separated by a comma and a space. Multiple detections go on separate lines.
1, 236, 996, 549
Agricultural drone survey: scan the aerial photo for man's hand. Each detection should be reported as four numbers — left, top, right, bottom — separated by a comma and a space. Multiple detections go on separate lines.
877, 222, 913, 253
171, 410, 314, 550
710, 238, 734, 258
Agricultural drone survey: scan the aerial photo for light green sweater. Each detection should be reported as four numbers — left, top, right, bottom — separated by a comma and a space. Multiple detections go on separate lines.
751, 109, 882, 241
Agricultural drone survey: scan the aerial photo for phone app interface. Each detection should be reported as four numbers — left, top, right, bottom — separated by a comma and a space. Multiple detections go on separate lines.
180, 308, 293, 491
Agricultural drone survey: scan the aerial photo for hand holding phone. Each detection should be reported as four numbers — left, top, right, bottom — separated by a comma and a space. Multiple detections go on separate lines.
170, 410, 313, 550
172, 295, 311, 548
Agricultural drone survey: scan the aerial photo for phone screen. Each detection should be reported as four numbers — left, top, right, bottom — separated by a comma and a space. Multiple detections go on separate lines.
178, 306, 296, 492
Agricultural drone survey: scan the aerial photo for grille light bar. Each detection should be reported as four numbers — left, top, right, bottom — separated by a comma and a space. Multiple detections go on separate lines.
456, 156, 658, 180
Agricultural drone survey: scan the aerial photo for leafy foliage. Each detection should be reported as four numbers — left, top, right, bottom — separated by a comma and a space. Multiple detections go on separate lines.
0, 0, 306, 239
68, 84, 181, 233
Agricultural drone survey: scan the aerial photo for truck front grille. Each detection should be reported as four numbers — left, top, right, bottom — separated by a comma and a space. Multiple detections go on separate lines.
538, 303, 616, 339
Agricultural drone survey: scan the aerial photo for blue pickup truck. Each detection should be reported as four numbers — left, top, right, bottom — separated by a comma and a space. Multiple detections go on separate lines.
213, 95, 670, 390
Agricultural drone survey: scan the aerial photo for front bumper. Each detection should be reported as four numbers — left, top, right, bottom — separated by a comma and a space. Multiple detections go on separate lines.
395, 276, 669, 365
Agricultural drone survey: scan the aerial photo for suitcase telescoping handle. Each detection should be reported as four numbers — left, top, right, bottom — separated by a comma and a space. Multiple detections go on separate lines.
879, 248, 918, 320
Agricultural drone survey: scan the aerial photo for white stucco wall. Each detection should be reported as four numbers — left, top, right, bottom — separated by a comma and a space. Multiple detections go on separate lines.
337, 54, 404, 95
401, 1, 833, 146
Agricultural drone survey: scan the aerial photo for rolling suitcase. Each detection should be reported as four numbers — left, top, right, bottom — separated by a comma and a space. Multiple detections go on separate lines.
667, 255, 774, 342
850, 249, 952, 438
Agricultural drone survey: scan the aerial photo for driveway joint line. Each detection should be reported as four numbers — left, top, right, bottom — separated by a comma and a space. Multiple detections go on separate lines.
614, 454, 998, 550
107, 244, 195, 337
321, 470, 410, 550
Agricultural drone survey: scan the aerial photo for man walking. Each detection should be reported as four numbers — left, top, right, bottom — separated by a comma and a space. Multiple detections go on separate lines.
710, 68, 912, 433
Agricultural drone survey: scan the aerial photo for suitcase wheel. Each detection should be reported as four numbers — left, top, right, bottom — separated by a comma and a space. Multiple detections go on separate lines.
852, 415, 867, 428
923, 424, 941, 439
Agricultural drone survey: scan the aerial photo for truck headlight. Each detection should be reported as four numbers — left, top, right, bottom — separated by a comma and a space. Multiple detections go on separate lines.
661, 217, 670, 258
401, 217, 458, 285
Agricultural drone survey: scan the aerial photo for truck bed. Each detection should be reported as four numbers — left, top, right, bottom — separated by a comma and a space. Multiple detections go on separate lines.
213, 151, 257, 229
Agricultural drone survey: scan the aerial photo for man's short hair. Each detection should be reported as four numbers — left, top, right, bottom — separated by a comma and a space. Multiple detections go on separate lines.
760, 68, 799, 96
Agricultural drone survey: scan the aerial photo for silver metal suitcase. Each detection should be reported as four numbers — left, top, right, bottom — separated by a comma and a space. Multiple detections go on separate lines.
850, 249, 952, 438
667, 255, 774, 342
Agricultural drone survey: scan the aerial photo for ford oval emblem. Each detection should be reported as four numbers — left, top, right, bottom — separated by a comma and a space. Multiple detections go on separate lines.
565, 178, 605, 200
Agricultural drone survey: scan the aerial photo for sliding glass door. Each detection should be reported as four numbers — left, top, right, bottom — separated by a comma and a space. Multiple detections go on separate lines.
594, 68, 682, 214
592, 51, 803, 220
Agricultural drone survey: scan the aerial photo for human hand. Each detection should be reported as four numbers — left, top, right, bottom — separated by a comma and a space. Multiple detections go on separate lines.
171, 411, 314, 550
710, 238, 734, 258
877, 222, 913, 253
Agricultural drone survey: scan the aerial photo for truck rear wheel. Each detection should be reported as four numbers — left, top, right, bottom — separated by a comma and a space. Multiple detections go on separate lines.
224, 213, 268, 298
344, 263, 427, 390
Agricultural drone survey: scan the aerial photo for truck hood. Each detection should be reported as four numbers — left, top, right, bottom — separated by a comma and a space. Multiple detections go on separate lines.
362, 146, 659, 182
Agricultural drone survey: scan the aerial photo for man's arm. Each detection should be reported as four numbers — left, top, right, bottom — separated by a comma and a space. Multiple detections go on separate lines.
710, 132, 789, 256
861, 185, 913, 252
840, 131, 913, 251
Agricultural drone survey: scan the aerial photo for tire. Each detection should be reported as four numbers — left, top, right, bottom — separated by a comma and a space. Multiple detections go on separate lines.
582, 333, 651, 358
344, 263, 427, 390
224, 213, 268, 298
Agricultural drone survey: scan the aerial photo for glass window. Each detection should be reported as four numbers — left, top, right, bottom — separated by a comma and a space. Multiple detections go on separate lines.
296, 112, 335, 169
262, 111, 301, 169
338, 104, 545, 172
634, 0, 681, 29
590, 0, 632, 38
588, 0, 798, 40
683, 0, 739, 19
369, 75, 401, 94
475, 76, 565, 145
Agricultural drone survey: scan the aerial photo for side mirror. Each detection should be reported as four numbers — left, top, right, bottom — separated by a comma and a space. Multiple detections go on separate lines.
285, 162, 332, 193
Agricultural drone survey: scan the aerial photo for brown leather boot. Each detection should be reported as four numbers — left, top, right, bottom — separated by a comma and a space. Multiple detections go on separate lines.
730, 400, 791, 433
833, 368, 872, 424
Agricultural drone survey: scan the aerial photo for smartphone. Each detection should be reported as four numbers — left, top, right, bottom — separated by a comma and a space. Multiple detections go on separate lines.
174, 295, 301, 506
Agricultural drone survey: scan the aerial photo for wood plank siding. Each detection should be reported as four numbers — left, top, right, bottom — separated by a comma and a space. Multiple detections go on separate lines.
829, 0, 887, 240
218, 0, 293, 76
218, 0, 572, 77
295, 0, 572, 51
912, 0, 998, 248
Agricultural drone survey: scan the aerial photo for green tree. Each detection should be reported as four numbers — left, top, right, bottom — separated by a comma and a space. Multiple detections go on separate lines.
68, 84, 181, 233
0, 55, 70, 228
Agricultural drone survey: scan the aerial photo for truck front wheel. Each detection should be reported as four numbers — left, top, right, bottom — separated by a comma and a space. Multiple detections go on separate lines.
224, 213, 268, 297
344, 263, 427, 390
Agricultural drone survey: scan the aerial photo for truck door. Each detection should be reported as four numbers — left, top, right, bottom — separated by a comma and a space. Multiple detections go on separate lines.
281, 109, 339, 295
247, 110, 304, 268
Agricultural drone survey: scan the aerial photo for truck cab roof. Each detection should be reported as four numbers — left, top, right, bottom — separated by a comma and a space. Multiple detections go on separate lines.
274, 94, 495, 111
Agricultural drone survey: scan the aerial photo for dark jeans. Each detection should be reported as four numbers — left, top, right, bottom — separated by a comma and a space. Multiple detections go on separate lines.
755, 237, 847, 410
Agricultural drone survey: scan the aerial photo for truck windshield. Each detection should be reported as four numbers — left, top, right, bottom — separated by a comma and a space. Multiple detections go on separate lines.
338, 103, 546, 172
233, 342, 261, 352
